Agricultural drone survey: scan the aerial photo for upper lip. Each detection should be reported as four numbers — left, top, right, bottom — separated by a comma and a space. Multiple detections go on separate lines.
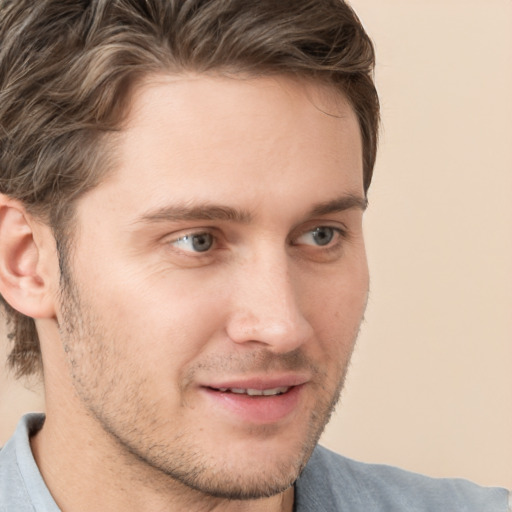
201, 374, 310, 390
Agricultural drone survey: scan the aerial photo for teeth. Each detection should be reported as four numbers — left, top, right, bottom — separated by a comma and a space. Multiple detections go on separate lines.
247, 389, 265, 396
215, 387, 290, 396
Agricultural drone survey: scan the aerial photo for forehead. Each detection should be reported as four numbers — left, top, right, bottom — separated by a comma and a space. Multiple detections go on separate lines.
84, 73, 363, 221
126, 72, 354, 124
125, 72, 359, 141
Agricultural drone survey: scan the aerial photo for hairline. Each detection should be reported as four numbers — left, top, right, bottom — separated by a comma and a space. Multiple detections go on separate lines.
52, 68, 367, 240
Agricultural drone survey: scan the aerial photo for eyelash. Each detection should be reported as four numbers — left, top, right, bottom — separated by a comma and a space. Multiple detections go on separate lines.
170, 232, 217, 253
167, 225, 347, 256
291, 226, 346, 250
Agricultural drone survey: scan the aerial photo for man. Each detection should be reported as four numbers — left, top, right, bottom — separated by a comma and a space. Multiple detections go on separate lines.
0, 0, 509, 510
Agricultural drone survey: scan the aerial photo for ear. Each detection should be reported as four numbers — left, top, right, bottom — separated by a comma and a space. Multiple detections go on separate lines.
0, 195, 58, 319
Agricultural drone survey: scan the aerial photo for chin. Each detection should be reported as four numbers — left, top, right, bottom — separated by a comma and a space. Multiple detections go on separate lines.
150, 429, 317, 500
167, 454, 304, 500
116, 424, 314, 501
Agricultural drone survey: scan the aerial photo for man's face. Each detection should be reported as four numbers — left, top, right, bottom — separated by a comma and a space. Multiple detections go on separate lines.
55, 74, 368, 499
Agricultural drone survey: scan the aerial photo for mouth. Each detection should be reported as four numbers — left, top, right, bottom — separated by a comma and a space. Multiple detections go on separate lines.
208, 386, 291, 396
200, 381, 305, 424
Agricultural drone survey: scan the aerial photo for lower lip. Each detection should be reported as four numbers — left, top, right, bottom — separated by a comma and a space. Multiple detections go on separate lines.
201, 385, 303, 425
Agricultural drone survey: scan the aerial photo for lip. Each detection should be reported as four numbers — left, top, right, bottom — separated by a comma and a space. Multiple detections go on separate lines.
203, 374, 309, 391
199, 374, 309, 425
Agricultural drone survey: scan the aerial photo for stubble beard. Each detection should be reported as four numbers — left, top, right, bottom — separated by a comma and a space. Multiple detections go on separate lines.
58, 271, 356, 501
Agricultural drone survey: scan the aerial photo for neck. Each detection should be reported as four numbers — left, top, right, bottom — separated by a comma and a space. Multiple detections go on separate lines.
30, 409, 294, 512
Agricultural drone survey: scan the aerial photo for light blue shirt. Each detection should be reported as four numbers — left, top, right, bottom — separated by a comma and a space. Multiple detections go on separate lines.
1, 414, 510, 511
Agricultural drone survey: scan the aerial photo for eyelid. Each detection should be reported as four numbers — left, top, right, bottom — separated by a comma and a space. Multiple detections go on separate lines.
165, 228, 218, 254
291, 223, 348, 246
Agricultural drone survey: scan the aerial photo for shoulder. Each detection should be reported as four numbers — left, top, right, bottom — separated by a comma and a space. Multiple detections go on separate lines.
0, 429, 32, 511
0, 413, 56, 511
294, 445, 510, 512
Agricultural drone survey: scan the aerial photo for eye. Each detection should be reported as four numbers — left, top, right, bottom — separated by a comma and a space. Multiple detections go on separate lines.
170, 232, 214, 253
295, 226, 339, 247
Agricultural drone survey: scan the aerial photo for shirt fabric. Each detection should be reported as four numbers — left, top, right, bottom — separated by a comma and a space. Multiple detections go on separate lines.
0, 413, 510, 511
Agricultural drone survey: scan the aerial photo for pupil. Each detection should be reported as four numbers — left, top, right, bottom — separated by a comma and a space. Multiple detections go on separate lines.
313, 227, 333, 246
192, 233, 212, 252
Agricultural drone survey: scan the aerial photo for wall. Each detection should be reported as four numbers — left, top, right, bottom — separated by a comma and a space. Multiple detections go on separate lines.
321, 0, 512, 488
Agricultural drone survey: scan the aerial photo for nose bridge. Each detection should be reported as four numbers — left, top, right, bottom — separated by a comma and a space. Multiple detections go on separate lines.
226, 245, 313, 351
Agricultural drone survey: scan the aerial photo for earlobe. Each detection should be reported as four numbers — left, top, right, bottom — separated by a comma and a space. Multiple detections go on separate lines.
0, 197, 57, 319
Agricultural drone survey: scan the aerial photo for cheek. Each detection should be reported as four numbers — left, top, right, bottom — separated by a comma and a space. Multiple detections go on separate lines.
94, 274, 230, 372
300, 262, 368, 324
298, 261, 368, 360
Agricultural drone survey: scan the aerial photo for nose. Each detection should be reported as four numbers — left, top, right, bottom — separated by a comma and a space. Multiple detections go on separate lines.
225, 251, 314, 353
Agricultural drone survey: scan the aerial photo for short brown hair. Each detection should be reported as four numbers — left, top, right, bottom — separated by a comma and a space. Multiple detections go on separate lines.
0, 0, 379, 378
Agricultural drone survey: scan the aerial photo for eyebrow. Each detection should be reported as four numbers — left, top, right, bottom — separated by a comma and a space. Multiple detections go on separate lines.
135, 204, 252, 225
308, 194, 368, 216
134, 194, 367, 226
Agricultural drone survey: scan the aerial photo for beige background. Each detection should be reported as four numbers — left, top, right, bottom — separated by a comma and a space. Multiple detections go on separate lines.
1, 0, 511, 490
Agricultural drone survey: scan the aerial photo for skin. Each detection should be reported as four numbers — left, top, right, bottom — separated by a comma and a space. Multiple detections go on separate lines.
11, 74, 369, 511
